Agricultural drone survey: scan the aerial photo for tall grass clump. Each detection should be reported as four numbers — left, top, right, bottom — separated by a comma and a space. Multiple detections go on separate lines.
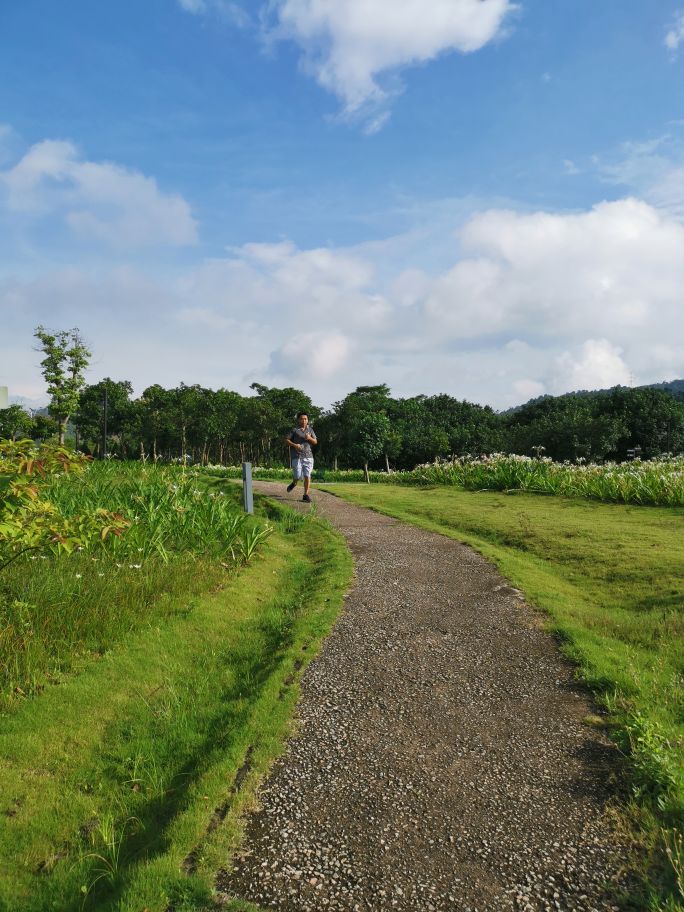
402, 454, 684, 505
0, 462, 271, 704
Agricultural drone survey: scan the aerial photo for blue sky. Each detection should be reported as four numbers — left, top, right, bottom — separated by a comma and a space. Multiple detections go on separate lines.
1, 0, 684, 408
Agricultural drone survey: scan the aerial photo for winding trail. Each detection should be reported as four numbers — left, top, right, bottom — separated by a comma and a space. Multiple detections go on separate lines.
217, 484, 629, 912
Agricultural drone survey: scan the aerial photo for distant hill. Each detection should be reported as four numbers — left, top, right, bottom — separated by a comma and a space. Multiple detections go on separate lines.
646, 379, 684, 400
502, 378, 684, 414
8, 395, 49, 414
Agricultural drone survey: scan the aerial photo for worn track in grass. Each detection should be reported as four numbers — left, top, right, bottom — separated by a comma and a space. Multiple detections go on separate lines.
217, 484, 630, 912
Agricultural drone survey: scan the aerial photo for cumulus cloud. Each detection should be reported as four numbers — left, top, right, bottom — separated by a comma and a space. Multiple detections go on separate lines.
410, 198, 684, 399
0, 139, 198, 248
552, 339, 630, 394
424, 198, 684, 340
177, 239, 391, 330
270, 331, 352, 379
665, 11, 684, 53
268, 0, 515, 121
4, 197, 684, 408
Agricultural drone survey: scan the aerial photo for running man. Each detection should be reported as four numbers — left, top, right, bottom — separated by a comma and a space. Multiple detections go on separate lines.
286, 412, 317, 503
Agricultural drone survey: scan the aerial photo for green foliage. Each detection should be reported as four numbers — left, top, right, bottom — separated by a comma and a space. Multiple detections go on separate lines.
32, 413, 59, 442
74, 378, 138, 456
0, 462, 272, 701
34, 325, 91, 444
0, 405, 35, 441
0, 439, 128, 572
348, 411, 390, 472
620, 713, 680, 808
504, 387, 684, 461
69, 376, 684, 474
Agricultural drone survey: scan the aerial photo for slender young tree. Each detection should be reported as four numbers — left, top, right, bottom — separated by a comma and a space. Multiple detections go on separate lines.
34, 326, 91, 445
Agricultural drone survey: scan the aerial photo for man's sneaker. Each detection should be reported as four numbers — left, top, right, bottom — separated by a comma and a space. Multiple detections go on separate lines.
302, 494, 312, 503
286, 481, 296, 493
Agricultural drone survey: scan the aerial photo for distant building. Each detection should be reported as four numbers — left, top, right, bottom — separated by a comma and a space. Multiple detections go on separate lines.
0, 387, 8, 410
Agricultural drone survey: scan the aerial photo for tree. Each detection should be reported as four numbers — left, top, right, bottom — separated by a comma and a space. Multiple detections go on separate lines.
179, 384, 204, 460
74, 379, 135, 456
32, 414, 59, 443
348, 412, 391, 482
211, 389, 242, 465
0, 406, 35, 441
139, 385, 174, 461
34, 326, 91, 445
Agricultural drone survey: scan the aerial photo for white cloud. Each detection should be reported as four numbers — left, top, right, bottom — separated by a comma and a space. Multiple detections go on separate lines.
600, 133, 684, 221
552, 340, 630, 394
3, 197, 684, 408
268, 0, 515, 121
665, 11, 684, 53
270, 331, 352, 379
178, 239, 391, 329
444, 198, 684, 336
412, 198, 684, 397
0, 139, 198, 248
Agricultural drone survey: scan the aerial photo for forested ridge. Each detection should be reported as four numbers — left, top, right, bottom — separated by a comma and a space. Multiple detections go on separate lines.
2, 380, 684, 467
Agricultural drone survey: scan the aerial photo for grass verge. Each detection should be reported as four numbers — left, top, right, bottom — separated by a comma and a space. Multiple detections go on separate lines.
319, 482, 684, 911
0, 494, 352, 912
0, 466, 268, 706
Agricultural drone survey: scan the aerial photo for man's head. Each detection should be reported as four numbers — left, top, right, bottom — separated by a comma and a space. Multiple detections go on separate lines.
297, 411, 308, 428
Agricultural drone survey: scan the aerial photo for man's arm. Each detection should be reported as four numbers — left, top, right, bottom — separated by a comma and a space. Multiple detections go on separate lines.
285, 432, 303, 451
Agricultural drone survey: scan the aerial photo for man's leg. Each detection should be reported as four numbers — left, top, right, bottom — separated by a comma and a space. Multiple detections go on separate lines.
287, 458, 300, 492
302, 459, 313, 501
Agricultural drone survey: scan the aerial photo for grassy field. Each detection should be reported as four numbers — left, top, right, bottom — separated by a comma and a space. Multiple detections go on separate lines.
319, 482, 684, 910
0, 472, 352, 911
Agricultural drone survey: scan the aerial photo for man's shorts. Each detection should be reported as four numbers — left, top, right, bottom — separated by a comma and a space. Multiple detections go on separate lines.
291, 456, 314, 480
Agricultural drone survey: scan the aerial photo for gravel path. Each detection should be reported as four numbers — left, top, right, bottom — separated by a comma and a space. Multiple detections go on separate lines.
217, 484, 630, 912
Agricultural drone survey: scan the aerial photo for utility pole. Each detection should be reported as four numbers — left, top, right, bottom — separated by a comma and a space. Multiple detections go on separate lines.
102, 384, 108, 459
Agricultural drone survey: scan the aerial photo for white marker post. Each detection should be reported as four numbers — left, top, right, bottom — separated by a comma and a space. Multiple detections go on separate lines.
242, 461, 254, 514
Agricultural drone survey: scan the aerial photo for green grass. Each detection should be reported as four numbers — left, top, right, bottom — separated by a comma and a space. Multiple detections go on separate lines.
0, 494, 353, 912
0, 464, 271, 705
319, 482, 684, 910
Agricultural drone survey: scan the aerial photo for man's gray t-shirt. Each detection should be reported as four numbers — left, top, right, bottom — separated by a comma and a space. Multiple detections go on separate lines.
289, 426, 316, 459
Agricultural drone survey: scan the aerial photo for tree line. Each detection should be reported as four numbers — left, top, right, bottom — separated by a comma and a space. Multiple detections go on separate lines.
2, 326, 683, 467
3, 379, 684, 469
